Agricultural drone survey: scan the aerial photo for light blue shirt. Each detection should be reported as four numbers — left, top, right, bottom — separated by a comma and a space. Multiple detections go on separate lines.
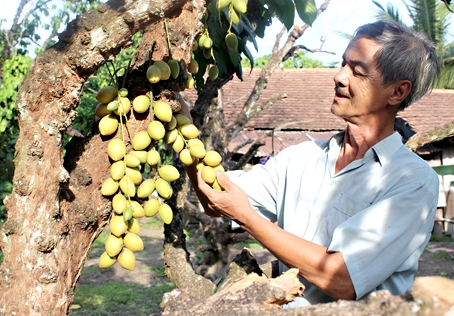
228, 131, 438, 306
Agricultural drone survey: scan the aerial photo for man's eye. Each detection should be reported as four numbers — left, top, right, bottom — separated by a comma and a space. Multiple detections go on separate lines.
352, 68, 362, 76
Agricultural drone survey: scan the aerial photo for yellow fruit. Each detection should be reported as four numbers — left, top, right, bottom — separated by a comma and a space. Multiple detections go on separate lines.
99, 113, 119, 136
125, 167, 142, 185
99, 251, 116, 268
105, 233, 124, 257
164, 129, 178, 144
107, 138, 126, 161
132, 95, 150, 113
96, 86, 118, 104
132, 130, 152, 151
146, 149, 161, 166
112, 193, 127, 214
119, 175, 136, 197
110, 160, 126, 181
180, 124, 200, 139
208, 65, 219, 80
130, 200, 145, 218
167, 116, 177, 130
196, 161, 205, 171
95, 103, 112, 118
118, 248, 136, 270
213, 164, 225, 172
101, 177, 119, 196
217, 0, 231, 9
148, 120, 166, 140
225, 33, 238, 51
203, 150, 222, 167
110, 214, 128, 237
154, 60, 171, 80
187, 138, 204, 147
198, 34, 208, 48
124, 154, 140, 168
188, 59, 199, 74
212, 178, 223, 191
144, 198, 160, 217
186, 74, 195, 89
114, 96, 131, 116
189, 145, 206, 159
155, 178, 173, 199
233, 0, 247, 13
128, 218, 140, 234
229, 7, 240, 25
159, 203, 173, 224
137, 179, 155, 198
153, 101, 173, 123
201, 166, 217, 184
175, 114, 191, 126
203, 37, 213, 49
124, 233, 144, 252
172, 135, 185, 153
158, 165, 180, 182
130, 150, 147, 164
167, 59, 180, 79
146, 65, 161, 83
179, 148, 195, 166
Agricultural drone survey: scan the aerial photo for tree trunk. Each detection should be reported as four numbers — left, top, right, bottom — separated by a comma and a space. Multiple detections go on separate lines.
0, 0, 200, 314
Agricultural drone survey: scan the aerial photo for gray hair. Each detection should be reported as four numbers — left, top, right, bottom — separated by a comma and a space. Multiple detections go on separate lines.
354, 20, 440, 111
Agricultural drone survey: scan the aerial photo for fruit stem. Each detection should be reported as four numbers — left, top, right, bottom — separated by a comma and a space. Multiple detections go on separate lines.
164, 19, 172, 59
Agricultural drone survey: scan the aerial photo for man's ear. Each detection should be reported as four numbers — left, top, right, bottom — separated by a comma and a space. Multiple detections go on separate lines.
389, 80, 412, 106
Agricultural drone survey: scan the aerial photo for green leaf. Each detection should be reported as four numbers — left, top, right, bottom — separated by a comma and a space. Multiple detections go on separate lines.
294, 0, 317, 26
279, 0, 295, 30
228, 46, 239, 67
238, 38, 254, 70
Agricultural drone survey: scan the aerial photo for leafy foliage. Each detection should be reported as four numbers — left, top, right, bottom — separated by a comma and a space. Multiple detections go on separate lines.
192, 0, 318, 89
0, 55, 33, 225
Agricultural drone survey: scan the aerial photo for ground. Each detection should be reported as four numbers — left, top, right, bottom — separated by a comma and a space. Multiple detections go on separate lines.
72, 216, 454, 315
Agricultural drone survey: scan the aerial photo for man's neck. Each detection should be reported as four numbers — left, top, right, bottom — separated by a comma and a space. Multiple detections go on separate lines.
335, 123, 394, 174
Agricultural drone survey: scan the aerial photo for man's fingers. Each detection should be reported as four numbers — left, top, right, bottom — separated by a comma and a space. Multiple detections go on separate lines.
197, 169, 214, 194
215, 171, 230, 190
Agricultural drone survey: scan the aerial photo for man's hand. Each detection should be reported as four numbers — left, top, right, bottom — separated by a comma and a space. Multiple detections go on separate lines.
196, 170, 254, 226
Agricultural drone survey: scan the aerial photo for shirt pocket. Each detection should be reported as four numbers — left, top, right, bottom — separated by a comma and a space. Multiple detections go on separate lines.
324, 193, 371, 236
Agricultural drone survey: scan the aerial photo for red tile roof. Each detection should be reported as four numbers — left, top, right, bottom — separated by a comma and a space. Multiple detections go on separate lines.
186, 68, 454, 156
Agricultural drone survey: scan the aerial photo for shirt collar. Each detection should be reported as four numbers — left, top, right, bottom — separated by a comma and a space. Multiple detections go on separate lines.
326, 131, 404, 166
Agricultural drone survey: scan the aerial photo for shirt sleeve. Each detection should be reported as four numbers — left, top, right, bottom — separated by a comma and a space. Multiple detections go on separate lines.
327, 166, 439, 299
227, 157, 280, 223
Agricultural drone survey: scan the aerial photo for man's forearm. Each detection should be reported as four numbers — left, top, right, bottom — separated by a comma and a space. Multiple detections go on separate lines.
240, 211, 356, 300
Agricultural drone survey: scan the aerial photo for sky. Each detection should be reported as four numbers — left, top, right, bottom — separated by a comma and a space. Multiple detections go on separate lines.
1, 0, 452, 66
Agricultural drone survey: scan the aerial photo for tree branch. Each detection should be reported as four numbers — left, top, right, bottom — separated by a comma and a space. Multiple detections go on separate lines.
405, 120, 454, 151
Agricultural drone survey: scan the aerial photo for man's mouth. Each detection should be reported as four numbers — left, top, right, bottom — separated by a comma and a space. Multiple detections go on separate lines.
334, 87, 351, 99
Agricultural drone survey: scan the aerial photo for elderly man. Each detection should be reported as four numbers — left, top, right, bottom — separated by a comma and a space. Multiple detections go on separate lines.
186, 20, 440, 306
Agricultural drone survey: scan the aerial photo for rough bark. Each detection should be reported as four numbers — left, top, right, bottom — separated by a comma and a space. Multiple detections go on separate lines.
405, 120, 454, 152
0, 0, 202, 314
160, 249, 454, 316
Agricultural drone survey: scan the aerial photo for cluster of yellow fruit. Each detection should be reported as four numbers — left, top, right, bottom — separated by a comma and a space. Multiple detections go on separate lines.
95, 73, 224, 270
217, 0, 248, 25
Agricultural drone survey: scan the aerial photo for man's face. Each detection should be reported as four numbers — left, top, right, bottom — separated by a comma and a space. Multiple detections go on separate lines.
331, 36, 394, 123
